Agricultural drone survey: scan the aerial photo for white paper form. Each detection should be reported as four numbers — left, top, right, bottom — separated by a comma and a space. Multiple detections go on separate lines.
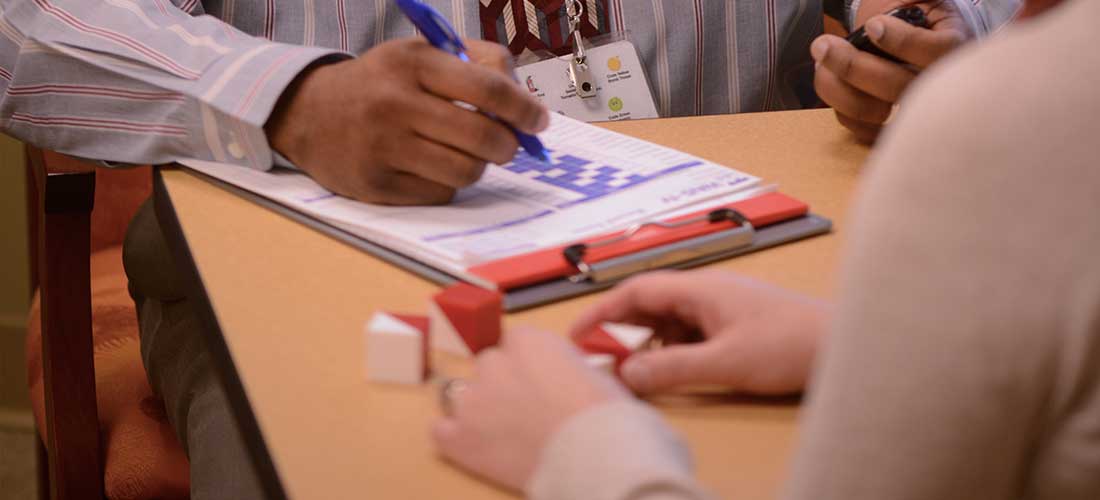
180, 114, 759, 275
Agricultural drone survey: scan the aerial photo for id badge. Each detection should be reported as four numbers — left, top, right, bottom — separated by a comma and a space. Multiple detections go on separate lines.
515, 38, 659, 123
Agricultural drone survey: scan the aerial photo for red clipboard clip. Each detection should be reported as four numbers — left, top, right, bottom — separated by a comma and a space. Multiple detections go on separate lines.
562, 208, 753, 283
467, 192, 810, 291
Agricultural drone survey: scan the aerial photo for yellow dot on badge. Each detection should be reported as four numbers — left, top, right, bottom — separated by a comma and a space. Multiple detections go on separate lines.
607, 56, 622, 72
608, 97, 624, 112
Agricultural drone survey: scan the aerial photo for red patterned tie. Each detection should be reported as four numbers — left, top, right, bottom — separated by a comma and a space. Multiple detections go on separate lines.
480, 0, 610, 56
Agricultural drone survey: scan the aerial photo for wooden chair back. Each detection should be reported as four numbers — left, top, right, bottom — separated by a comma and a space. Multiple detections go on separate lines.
25, 145, 103, 499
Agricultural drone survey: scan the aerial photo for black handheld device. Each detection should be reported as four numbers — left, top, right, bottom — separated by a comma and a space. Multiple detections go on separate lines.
845, 6, 930, 64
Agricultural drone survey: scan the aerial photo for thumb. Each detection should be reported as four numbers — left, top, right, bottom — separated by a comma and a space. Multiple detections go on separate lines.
620, 343, 728, 394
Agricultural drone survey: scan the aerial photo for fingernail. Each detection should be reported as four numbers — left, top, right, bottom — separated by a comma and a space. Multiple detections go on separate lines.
810, 38, 829, 62
866, 19, 885, 41
621, 359, 650, 392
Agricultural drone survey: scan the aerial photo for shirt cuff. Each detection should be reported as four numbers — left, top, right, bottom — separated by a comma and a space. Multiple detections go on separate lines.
197, 43, 350, 170
845, 0, 990, 36
527, 400, 714, 500
956, 0, 993, 36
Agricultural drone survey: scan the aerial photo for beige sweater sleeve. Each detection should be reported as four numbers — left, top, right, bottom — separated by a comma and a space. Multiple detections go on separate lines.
784, 1, 1100, 499
527, 400, 714, 500
529, 2, 1100, 499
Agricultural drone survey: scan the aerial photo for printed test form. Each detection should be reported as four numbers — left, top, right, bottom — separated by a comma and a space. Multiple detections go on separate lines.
180, 114, 760, 280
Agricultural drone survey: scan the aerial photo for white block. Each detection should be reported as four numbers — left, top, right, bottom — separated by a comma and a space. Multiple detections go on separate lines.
585, 353, 616, 374
601, 322, 654, 352
365, 312, 426, 385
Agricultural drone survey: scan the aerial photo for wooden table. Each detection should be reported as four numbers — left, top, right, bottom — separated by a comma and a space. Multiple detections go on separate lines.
154, 109, 868, 500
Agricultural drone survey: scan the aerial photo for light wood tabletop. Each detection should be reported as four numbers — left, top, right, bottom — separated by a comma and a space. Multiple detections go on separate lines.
155, 108, 868, 499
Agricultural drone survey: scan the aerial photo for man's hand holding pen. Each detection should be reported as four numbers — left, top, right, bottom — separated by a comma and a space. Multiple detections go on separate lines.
265, 38, 549, 206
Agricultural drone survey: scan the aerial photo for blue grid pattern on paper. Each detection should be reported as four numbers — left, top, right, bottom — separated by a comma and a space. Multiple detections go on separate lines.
419, 154, 712, 243
505, 152, 703, 205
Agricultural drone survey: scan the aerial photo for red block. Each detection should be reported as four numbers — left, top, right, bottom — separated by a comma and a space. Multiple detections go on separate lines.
393, 313, 430, 380
428, 283, 502, 357
576, 322, 654, 367
578, 327, 632, 361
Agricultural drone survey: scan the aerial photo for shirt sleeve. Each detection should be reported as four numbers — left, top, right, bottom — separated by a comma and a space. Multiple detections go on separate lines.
0, 0, 350, 170
527, 400, 715, 500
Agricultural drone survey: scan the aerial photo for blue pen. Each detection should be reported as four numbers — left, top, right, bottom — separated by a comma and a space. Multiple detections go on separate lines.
395, 0, 550, 162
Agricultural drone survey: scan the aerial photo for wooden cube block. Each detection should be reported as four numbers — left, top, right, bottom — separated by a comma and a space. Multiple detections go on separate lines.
365, 312, 430, 384
428, 283, 502, 357
577, 322, 654, 367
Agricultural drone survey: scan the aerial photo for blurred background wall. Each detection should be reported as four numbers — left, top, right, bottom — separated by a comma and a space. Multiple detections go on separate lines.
0, 133, 37, 499
1, 133, 30, 415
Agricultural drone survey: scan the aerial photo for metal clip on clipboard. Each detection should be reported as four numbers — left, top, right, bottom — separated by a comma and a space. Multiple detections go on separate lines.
563, 208, 754, 284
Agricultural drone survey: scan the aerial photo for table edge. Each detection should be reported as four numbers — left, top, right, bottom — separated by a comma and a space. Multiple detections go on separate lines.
153, 165, 289, 500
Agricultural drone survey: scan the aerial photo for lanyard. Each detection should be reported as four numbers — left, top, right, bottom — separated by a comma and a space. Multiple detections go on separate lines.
566, 0, 598, 98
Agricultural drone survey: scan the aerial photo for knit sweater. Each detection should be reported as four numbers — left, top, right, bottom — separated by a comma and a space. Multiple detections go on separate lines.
528, 1, 1100, 498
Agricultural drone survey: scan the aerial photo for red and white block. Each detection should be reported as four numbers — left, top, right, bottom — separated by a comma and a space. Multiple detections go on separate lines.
584, 353, 617, 374
577, 322, 654, 370
364, 312, 430, 384
428, 283, 503, 357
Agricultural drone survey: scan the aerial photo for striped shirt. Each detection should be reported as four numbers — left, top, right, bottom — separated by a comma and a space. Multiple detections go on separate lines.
0, 0, 1013, 171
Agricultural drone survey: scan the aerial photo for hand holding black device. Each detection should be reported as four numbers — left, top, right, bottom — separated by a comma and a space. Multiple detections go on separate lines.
846, 6, 930, 64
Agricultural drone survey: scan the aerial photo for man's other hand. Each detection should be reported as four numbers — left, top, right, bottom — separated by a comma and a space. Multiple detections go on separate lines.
812, 0, 975, 144
266, 39, 549, 205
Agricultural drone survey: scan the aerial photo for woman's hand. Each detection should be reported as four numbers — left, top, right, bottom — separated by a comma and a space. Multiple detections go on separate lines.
432, 327, 630, 491
570, 270, 830, 395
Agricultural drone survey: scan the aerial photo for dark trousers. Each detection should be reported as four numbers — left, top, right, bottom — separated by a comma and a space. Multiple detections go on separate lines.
123, 198, 264, 499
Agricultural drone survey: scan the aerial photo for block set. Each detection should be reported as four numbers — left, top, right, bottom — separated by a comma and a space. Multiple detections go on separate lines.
365, 283, 501, 384
364, 283, 654, 384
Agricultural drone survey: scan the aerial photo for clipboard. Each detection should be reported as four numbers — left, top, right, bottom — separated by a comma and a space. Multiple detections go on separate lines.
179, 166, 831, 311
